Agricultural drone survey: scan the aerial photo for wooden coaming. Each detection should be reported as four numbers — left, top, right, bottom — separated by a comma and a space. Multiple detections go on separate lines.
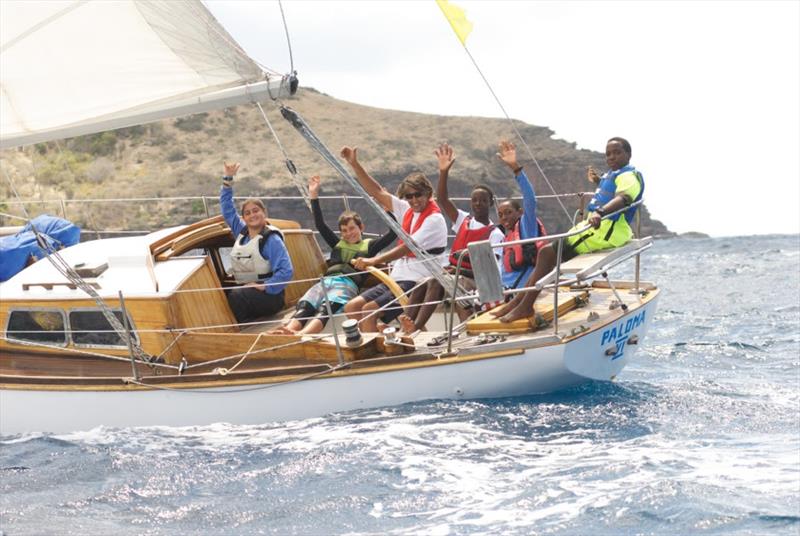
167, 256, 237, 334
149, 215, 327, 307
281, 229, 327, 306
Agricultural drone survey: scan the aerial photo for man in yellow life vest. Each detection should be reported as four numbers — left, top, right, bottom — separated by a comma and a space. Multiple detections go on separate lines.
494, 137, 644, 323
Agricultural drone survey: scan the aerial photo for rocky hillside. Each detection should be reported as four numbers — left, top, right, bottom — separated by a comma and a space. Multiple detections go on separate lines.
0, 88, 670, 238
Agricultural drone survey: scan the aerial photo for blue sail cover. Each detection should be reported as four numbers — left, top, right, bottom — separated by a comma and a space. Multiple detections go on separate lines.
0, 215, 80, 281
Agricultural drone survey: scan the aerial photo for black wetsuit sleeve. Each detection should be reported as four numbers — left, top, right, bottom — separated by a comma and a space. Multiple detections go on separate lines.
311, 198, 339, 249
367, 227, 398, 256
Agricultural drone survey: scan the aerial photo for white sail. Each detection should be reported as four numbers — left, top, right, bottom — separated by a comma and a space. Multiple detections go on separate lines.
0, 0, 293, 149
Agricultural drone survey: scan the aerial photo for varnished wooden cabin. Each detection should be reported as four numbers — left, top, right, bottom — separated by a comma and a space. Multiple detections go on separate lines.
0, 215, 408, 369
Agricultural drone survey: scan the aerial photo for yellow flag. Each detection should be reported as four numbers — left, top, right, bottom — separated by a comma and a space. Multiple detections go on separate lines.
436, 0, 473, 46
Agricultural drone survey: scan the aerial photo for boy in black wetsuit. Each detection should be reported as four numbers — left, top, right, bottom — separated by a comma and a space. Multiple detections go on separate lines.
271, 175, 396, 335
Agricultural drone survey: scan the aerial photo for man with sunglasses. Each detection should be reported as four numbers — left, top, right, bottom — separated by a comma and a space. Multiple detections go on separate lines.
341, 145, 448, 332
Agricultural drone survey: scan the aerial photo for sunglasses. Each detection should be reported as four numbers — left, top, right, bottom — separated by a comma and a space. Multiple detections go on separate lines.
403, 191, 425, 200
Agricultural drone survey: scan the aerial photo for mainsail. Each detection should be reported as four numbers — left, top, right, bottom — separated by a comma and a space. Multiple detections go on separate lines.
0, 0, 295, 149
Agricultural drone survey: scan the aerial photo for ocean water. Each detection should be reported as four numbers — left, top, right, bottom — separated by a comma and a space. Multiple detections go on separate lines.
1, 234, 798, 535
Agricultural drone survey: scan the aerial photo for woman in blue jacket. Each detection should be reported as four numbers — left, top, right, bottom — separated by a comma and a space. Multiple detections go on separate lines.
219, 162, 293, 323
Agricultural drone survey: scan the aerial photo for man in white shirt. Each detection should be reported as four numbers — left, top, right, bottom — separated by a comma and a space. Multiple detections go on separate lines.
399, 143, 505, 333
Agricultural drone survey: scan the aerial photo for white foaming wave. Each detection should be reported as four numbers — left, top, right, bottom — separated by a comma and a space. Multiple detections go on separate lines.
360, 412, 800, 534
0, 431, 46, 444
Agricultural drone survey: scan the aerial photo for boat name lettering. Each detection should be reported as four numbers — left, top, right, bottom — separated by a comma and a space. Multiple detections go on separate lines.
600, 310, 646, 360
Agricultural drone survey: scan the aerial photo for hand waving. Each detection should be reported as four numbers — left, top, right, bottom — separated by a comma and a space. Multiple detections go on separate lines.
340, 146, 359, 167
587, 166, 601, 185
434, 143, 455, 173
308, 175, 321, 199
496, 140, 519, 170
223, 161, 240, 177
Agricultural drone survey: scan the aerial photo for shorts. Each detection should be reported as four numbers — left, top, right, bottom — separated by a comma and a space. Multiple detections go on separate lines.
359, 280, 416, 322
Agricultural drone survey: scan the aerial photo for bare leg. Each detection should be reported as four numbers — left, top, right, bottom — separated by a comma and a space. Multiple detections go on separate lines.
401, 283, 430, 324
408, 281, 444, 331
360, 301, 381, 332
345, 297, 367, 321
298, 318, 325, 335
499, 245, 556, 323
456, 305, 473, 322
285, 319, 304, 332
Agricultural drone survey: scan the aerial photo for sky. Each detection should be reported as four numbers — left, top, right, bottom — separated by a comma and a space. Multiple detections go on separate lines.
205, 0, 800, 237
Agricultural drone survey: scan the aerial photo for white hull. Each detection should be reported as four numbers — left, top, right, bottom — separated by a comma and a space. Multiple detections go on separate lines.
0, 297, 658, 435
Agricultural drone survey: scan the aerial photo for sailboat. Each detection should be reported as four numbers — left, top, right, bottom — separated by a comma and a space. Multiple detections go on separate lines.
0, 0, 659, 435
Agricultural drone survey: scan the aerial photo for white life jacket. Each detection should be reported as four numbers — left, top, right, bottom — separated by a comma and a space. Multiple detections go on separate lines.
229, 225, 284, 283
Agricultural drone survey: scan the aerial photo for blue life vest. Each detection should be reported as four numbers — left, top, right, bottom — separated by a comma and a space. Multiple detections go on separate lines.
586, 165, 645, 224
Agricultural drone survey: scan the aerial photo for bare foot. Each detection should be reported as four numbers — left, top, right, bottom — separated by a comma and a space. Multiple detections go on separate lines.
398, 314, 417, 335
269, 326, 296, 335
490, 298, 518, 318
499, 299, 535, 323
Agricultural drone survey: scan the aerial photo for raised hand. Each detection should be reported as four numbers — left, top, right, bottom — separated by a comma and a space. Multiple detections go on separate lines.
223, 161, 240, 177
340, 146, 359, 167
434, 143, 455, 173
587, 166, 601, 184
496, 140, 519, 170
308, 175, 321, 199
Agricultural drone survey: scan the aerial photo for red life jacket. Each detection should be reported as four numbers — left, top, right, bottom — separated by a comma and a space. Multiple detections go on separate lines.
398, 199, 442, 258
448, 216, 495, 271
502, 218, 547, 272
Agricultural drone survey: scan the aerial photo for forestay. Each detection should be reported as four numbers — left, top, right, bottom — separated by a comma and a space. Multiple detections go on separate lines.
0, 0, 293, 148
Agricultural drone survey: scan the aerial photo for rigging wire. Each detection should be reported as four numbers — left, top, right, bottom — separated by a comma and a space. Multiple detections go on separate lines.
255, 101, 310, 210
434, 1, 573, 224
458, 46, 572, 223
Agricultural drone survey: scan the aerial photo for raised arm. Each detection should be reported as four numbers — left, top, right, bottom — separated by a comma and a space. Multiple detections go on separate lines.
308, 175, 339, 248
340, 146, 393, 212
220, 161, 245, 236
434, 143, 458, 222
367, 222, 398, 256
498, 141, 538, 236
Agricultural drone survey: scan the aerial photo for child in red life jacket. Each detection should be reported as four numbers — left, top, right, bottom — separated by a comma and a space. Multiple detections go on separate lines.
495, 140, 551, 290
340, 145, 449, 333
398, 143, 506, 334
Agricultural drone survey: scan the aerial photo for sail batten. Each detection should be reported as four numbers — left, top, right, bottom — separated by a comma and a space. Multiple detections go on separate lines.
0, 0, 292, 148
